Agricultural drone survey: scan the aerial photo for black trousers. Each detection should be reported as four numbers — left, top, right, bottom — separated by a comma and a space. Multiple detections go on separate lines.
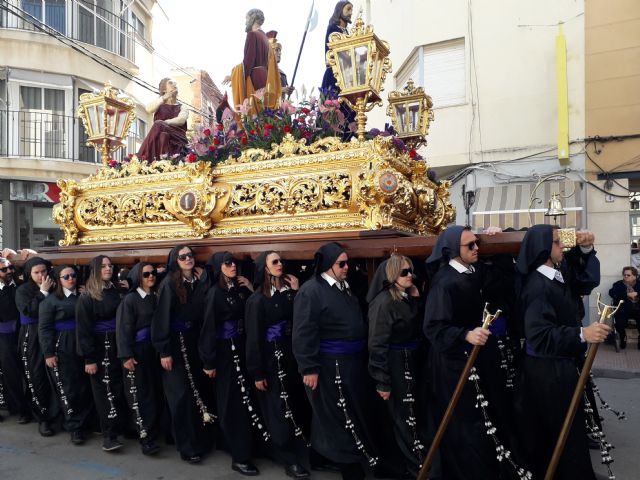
0, 331, 29, 416
18, 323, 59, 422
51, 329, 93, 433
88, 332, 128, 439
122, 341, 162, 442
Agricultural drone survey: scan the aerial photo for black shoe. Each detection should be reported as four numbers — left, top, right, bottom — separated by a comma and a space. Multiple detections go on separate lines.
17, 413, 31, 424
70, 431, 85, 445
141, 440, 160, 456
285, 463, 310, 479
231, 461, 260, 476
102, 437, 123, 452
180, 453, 202, 464
620, 337, 627, 349
38, 421, 54, 437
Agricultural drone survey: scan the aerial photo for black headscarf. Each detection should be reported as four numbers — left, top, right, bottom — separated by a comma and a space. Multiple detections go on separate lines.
126, 262, 154, 293
515, 224, 555, 275
207, 251, 234, 284
313, 242, 345, 276
365, 259, 390, 303
166, 244, 192, 273
52, 264, 75, 298
425, 225, 466, 265
23, 256, 51, 285
253, 251, 278, 290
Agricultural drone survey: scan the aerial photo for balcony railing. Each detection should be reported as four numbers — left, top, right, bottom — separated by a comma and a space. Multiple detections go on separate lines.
0, 0, 136, 62
0, 109, 139, 163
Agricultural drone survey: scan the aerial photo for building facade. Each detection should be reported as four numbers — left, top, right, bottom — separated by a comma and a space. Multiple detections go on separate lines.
0, 0, 160, 249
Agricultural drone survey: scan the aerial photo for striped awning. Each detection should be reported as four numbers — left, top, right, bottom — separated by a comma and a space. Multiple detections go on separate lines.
472, 180, 583, 230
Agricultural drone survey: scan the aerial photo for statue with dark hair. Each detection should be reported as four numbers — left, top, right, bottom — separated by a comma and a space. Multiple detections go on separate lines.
320, 1, 353, 96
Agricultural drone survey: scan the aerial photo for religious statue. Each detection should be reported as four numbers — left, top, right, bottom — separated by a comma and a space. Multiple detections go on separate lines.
320, 1, 353, 96
137, 78, 188, 162
223, 9, 282, 114
266, 31, 295, 100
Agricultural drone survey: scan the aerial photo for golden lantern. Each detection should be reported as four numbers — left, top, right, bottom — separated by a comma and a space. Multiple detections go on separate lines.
325, 16, 392, 141
77, 81, 136, 165
387, 78, 434, 148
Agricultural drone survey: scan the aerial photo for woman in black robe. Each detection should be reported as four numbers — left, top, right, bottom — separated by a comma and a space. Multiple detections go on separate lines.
116, 262, 162, 456
292, 242, 378, 480
367, 254, 427, 479
15, 256, 59, 436
39, 265, 92, 444
515, 224, 609, 479
152, 244, 213, 463
245, 250, 310, 479
199, 251, 261, 476
76, 255, 128, 452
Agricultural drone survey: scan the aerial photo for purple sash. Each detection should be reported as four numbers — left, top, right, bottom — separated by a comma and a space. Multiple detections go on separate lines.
135, 326, 151, 344
218, 319, 239, 340
0, 320, 17, 334
319, 339, 366, 354
525, 341, 572, 360
19, 313, 38, 325
389, 340, 419, 351
170, 317, 192, 332
93, 317, 116, 334
488, 316, 507, 337
266, 320, 288, 342
55, 318, 76, 331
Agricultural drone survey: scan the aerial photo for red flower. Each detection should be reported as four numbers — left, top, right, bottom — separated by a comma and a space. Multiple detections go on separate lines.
241, 136, 248, 145
249, 129, 256, 135
301, 107, 310, 115
264, 123, 274, 129
127, 153, 134, 160
108, 159, 118, 168
186, 153, 197, 163
283, 125, 291, 133
203, 128, 211, 136
409, 149, 417, 159
213, 138, 221, 145
208, 145, 217, 152
217, 123, 224, 131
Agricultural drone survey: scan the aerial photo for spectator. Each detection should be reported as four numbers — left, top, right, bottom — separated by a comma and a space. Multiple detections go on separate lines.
609, 266, 640, 350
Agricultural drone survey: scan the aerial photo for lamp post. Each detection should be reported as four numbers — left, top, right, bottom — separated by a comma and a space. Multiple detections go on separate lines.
77, 81, 136, 165
325, 16, 392, 141
387, 78, 434, 148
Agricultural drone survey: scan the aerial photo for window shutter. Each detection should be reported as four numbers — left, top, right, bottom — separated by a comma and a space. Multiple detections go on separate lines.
423, 38, 465, 107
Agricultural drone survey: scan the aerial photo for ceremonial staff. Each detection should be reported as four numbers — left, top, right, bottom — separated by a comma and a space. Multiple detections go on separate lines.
289, 0, 315, 98
544, 294, 622, 480
417, 303, 501, 480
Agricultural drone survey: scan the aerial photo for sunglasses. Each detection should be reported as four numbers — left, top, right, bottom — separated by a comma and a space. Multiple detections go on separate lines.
335, 260, 348, 268
60, 273, 77, 280
0, 265, 15, 273
142, 270, 158, 278
463, 240, 480, 250
271, 258, 282, 266
400, 268, 413, 277
177, 252, 194, 261
223, 259, 236, 266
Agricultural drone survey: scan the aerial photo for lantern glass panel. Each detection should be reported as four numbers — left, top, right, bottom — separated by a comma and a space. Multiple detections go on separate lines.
355, 45, 369, 87
408, 103, 420, 131
395, 104, 408, 133
87, 106, 99, 136
338, 50, 354, 89
116, 109, 128, 138
106, 106, 117, 136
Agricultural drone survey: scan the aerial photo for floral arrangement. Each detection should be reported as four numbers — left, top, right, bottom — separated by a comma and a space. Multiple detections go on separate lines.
106, 88, 437, 183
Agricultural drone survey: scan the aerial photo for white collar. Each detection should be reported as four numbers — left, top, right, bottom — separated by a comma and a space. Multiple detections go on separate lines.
183, 276, 196, 284
0, 279, 17, 290
63, 287, 76, 297
137, 287, 151, 298
449, 259, 475, 274
321, 272, 350, 290
103, 281, 114, 290
270, 284, 290, 295
536, 264, 564, 283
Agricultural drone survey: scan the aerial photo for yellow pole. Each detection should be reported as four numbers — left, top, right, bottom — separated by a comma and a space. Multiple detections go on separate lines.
556, 23, 569, 164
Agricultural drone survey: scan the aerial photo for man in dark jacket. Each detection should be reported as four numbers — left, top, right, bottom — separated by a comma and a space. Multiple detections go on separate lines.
609, 266, 640, 349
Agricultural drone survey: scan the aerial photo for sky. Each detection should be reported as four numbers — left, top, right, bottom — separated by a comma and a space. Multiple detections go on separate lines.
153, 0, 365, 101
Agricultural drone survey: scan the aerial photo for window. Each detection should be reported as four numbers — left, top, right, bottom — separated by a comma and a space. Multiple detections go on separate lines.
21, 0, 66, 33
19, 85, 67, 158
130, 11, 144, 39
395, 38, 466, 108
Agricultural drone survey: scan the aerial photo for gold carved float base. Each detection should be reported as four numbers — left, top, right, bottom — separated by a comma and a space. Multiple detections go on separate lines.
53, 135, 455, 246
